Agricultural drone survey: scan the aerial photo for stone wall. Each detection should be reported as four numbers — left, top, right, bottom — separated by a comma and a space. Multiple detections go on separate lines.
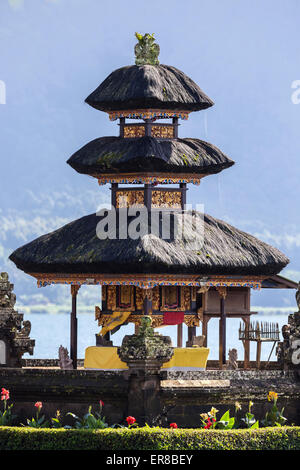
0, 367, 299, 427
160, 369, 300, 427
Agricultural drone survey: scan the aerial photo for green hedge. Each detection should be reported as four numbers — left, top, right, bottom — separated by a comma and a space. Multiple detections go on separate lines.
0, 426, 300, 450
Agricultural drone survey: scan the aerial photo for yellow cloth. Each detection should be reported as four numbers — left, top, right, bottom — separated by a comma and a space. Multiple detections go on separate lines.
99, 311, 131, 337
84, 347, 128, 370
84, 346, 210, 370
162, 347, 209, 369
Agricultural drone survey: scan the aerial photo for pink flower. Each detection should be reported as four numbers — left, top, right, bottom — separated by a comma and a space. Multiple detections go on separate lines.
126, 416, 136, 425
170, 422, 178, 429
34, 401, 42, 410
1, 388, 9, 401
99, 400, 104, 407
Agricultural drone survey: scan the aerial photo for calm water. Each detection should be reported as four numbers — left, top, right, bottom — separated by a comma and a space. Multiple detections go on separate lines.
24, 313, 288, 362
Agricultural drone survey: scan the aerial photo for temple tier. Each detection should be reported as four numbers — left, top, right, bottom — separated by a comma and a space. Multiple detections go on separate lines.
9, 33, 292, 370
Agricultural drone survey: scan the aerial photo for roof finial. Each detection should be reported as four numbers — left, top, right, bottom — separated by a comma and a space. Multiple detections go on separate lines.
134, 32, 160, 66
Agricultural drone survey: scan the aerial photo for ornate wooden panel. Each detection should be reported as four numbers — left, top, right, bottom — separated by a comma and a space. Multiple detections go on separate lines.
106, 286, 116, 311
151, 125, 174, 138
181, 286, 191, 310
117, 285, 135, 310
116, 190, 144, 208
151, 190, 182, 208
123, 125, 145, 138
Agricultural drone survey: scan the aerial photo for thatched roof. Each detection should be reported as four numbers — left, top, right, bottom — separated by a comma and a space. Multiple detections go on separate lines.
67, 137, 234, 177
9, 212, 289, 277
85, 65, 214, 112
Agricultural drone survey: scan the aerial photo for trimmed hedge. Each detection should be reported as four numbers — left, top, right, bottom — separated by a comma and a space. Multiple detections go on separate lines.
0, 426, 300, 450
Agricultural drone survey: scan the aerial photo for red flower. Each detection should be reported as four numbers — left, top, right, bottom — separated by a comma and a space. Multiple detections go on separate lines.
1, 388, 9, 401
204, 420, 213, 429
34, 401, 42, 410
99, 400, 104, 407
126, 416, 136, 425
170, 422, 178, 429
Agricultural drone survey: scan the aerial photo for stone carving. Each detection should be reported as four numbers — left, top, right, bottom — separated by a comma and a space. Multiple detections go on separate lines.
277, 311, 300, 369
18, 320, 31, 337
58, 345, 73, 370
0, 272, 35, 367
296, 282, 300, 311
191, 335, 205, 348
118, 316, 173, 367
135, 33, 160, 66
227, 348, 238, 370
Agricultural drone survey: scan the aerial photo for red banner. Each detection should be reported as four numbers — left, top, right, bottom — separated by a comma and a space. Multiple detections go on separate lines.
163, 311, 184, 325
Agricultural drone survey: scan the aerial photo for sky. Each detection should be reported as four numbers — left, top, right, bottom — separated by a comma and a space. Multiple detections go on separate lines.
0, 0, 300, 312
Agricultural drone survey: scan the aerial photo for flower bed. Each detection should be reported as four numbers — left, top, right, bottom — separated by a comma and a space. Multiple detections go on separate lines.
0, 426, 299, 450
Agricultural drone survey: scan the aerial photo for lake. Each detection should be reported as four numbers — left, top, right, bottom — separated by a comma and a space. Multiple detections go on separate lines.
24, 313, 289, 362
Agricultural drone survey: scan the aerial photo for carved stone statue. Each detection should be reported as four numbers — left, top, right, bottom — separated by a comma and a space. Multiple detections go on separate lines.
190, 335, 205, 347
134, 32, 160, 66
296, 282, 300, 311
227, 348, 238, 370
58, 345, 73, 370
277, 312, 300, 369
17, 320, 31, 337
0, 272, 35, 367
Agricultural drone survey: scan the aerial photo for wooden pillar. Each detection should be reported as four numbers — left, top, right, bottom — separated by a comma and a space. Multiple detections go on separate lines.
144, 184, 152, 212
70, 285, 80, 370
186, 325, 196, 346
143, 289, 152, 316
202, 316, 210, 347
256, 340, 262, 370
180, 183, 187, 210
242, 316, 250, 369
119, 117, 125, 138
216, 287, 227, 369
172, 117, 179, 138
111, 183, 118, 208
177, 323, 183, 347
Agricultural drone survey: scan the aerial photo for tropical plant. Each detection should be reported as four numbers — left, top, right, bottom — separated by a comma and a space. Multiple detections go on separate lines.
66, 400, 108, 429
262, 391, 287, 427
51, 410, 63, 428
23, 402, 49, 428
215, 410, 236, 430
0, 388, 16, 426
239, 401, 259, 429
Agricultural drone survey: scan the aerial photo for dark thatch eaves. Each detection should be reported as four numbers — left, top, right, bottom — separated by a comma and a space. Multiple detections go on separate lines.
67, 137, 234, 176
85, 65, 214, 112
9, 212, 289, 277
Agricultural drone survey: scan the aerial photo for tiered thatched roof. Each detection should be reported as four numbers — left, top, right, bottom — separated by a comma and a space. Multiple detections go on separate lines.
9, 212, 289, 276
85, 65, 214, 112
67, 137, 234, 177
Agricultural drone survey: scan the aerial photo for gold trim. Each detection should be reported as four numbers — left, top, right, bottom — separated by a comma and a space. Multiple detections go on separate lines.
31, 272, 264, 290
108, 109, 190, 121
96, 173, 203, 185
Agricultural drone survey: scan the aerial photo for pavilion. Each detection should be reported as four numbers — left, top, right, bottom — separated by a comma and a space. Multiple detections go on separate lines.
9, 33, 295, 370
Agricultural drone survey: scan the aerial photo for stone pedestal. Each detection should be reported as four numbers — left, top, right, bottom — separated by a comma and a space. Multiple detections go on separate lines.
118, 316, 173, 425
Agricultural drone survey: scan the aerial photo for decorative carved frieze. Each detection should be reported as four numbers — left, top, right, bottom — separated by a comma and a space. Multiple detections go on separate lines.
116, 190, 144, 208
106, 286, 117, 311
151, 190, 182, 208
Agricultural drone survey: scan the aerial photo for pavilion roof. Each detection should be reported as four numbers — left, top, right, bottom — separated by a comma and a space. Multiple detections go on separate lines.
67, 137, 234, 178
9, 212, 289, 277
85, 65, 214, 113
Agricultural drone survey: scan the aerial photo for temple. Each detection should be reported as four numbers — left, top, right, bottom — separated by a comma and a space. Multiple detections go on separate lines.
9, 33, 296, 371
